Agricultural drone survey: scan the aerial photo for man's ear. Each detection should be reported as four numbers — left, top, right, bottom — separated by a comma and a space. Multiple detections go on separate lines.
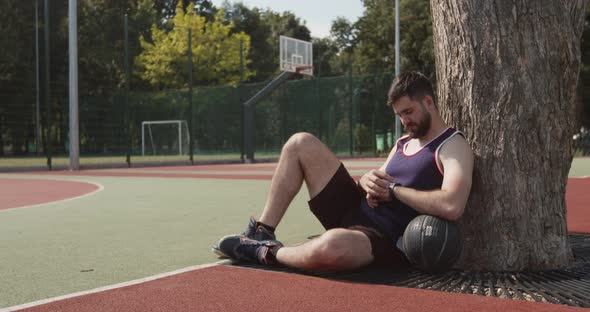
423, 95, 436, 111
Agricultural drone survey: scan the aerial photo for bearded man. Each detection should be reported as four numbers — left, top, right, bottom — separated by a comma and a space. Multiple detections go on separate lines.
215, 71, 474, 271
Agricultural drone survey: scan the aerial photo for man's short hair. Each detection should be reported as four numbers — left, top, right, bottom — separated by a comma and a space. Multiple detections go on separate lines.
387, 72, 436, 108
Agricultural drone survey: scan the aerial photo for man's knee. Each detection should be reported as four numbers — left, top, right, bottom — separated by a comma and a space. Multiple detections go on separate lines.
283, 132, 320, 154
308, 229, 367, 267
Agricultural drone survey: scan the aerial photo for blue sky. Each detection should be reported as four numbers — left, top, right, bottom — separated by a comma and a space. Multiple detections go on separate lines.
210, 0, 365, 38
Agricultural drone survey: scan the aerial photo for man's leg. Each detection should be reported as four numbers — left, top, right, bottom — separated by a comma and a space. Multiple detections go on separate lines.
258, 132, 341, 228
213, 133, 339, 257
276, 228, 373, 271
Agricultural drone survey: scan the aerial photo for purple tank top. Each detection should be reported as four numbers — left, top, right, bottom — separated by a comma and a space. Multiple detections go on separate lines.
360, 127, 462, 243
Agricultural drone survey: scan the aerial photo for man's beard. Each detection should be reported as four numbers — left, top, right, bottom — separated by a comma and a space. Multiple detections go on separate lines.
406, 111, 432, 138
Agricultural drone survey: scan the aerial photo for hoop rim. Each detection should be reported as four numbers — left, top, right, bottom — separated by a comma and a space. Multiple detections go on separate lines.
295, 65, 314, 76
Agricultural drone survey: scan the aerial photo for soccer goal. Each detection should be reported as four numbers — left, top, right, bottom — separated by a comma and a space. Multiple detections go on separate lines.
141, 120, 190, 156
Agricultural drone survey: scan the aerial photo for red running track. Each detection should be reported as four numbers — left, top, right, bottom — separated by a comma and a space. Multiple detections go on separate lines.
566, 178, 590, 234
16, 265, 588, 312
0, 178, 100, 211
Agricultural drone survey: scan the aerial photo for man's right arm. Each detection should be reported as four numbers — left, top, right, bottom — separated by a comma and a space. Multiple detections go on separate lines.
358, 142, 398, 205
389, 136, 473, 220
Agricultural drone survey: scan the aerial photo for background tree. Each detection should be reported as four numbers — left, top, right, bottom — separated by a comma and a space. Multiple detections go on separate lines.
78, 0, 156, 94
0, 0, 36, 155
136, 4, 252, 88
312, 37, 340, 77
398, 0, 434, 77
330, 0, 434, 77
154, 0, 216, 22
431, 0, 588, 271
355, 0, 394, 74
222, 2, 273, 82
328, 17, 358, 75
331, 17, 357, 53
261, 10, 311, 42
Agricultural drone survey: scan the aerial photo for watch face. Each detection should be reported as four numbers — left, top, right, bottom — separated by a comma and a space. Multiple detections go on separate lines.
388, 182, 396, 190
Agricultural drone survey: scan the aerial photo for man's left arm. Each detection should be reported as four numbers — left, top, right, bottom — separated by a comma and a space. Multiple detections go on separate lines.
391, 136, 474, 221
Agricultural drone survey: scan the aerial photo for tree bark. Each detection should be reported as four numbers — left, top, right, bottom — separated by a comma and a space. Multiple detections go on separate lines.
430, 0, 588, 271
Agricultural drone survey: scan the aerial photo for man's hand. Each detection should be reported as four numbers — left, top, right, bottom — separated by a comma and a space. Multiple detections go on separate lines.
359, 169, 394, 208
366, 194, 381, 208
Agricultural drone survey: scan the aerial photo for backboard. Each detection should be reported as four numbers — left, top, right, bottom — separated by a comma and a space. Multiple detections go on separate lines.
280, 36, 313, 76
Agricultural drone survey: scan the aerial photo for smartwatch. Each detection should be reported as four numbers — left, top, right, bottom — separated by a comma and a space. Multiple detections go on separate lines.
388, 182, 400, 201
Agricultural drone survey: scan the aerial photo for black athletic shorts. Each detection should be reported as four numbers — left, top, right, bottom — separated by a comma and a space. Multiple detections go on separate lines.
308, 163, 408, 266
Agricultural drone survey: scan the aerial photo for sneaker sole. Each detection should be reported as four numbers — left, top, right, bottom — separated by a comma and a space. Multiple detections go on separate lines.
211, 244, 228, 258
212, 234, 242, 258
212, 233, 280, 259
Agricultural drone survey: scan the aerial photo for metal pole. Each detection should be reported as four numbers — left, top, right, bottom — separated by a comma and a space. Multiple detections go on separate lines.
394, 0, 402, 141
44, 0, 52, 169
68, 0, 79, 170
348, 59, 353, 157
141, 122, 145, 156
178, 121, 182, 156
124, 14, 131, 167
239, 39, 245, 162
35, 0, 41, 156
188, 28, 193, 163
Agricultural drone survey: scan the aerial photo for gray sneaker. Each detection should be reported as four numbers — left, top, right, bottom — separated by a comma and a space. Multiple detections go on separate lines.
218, 235, 283, 265
212, 217, 276, 257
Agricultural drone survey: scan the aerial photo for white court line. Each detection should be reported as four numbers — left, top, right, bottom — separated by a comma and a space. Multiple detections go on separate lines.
0, 262, 221, 312
0, 178, 104, 214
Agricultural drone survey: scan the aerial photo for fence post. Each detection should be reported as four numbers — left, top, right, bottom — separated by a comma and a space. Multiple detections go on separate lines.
239, 39, 245, 162
124, 14, 131, 167
35, 0, 41, 156
348, 61, 353, 157
188, 28, 194, 164
44, 0, 52, 169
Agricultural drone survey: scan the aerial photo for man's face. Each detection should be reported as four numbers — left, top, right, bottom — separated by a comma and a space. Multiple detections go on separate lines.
391, 96, 432, 138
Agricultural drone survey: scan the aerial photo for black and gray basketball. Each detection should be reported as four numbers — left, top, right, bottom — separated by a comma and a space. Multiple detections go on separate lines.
402, 215, 462, 271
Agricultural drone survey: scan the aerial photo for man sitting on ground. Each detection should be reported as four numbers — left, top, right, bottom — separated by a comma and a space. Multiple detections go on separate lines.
215, 71, 474, 271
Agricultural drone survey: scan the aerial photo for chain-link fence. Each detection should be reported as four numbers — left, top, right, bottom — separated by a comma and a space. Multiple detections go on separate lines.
1, 76, 398, 168
0, 4, 400, 169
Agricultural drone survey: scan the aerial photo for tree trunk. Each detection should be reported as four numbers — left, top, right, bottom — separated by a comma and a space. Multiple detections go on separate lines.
430, 0, 588, 271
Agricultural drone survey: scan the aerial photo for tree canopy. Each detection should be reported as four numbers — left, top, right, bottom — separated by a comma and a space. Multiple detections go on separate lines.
136, 4, 252, 88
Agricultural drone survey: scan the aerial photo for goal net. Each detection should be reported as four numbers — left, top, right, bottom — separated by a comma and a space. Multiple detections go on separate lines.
141, 120, 190, 156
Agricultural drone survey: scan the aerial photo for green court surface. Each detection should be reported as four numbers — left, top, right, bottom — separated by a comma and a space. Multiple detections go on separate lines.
0, 175, 323, 308
569, 156, 590, 177
0, 157, 588, 308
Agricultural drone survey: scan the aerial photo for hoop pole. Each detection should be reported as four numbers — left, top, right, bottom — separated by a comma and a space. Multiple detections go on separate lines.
141, 122, 145, 156
178, 120, 182, 156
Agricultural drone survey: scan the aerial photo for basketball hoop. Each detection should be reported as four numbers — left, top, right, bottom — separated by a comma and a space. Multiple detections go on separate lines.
295, 65, 314, 77
280, 36, 313, 77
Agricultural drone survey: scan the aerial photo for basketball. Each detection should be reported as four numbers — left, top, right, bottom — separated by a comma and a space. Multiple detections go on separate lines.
402, 215, 463, 271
